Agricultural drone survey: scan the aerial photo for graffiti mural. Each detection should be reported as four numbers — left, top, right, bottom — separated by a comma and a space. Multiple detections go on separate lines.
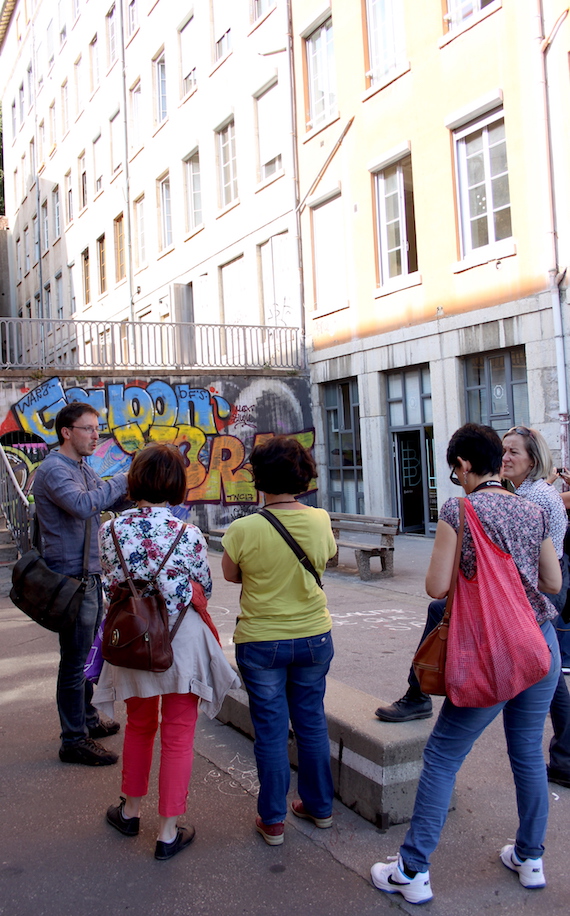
0, 376, 315, 508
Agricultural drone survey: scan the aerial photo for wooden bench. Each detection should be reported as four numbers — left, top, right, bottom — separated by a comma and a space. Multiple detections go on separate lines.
327, 512, 400, 580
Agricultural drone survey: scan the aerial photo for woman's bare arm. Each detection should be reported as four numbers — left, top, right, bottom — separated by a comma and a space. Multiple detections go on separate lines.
538, 537, 562, 594
425, 519, 458, 599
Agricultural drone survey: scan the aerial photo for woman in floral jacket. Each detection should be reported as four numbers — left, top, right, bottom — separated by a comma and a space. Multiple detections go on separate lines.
95, 444, 239, 860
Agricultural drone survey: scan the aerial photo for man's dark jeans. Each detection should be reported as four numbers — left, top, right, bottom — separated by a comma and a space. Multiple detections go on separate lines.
57, 575, 103, 747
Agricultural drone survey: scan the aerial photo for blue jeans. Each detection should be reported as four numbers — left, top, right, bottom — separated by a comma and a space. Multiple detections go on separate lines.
236, 632, 334, 825
554, 614, 570, 667
400, 621, 560, 872
57, 575, 103, 746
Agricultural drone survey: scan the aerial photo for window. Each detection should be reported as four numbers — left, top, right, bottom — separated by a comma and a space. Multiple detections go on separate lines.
24, 226, 30, 272
20, 152, 27, 199
256, 82, 282, 180
41, 199, 49, 250
184, 151, 202, 231
106, 5, 117, 65
32, 214, 39, 261
49, 100, 56, 149
61, 79, 69, 133
83, 247, 91, 304
73, 0, 81, 20
68, 265, 76, 313
47, 20, 54, 66
253, 0, 273, 20
97, 234, 106, 293
374, 153, 418, 283
305, 17, 336, 129
455, 111, 511, 255
19, 82, 25, 122
27, 61, 34, 107
179, 16, 197, 95
58, 0, 67, 44
129, 81, 142, 150
74, 55, 83, 113
110, 111, 122, 172
16, 238, 22, 282
158, 174, 172, 248
311, 194, 347, 313
155, 52, 167, 124
213, 0, 232, 60
38, 120, 45, 164
324, 379, 363, 514
29, 138, 36, 181
127, 0, 138, 36
220, 256, 247, 324
79, 153, 87, 209
44, 282, 52, 318
445, 0, 495, 30
93, 135, 103, 192
259, 232, 291, 324
36, 41, 44, 92
65, 169, 73, 222
34, 292, 41, 319
114, 213, 125, 280
365, 0, 405, 87
89, 35, 99, 91
55, 273, 63, 319
53, 185, 61, 238
11, 99, 16, 136
465, 347, 528, 437
133, 195, 145, 267
217, 119, 238, 207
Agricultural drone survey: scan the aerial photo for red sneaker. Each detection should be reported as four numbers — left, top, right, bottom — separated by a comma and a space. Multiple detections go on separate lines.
256, 816, 285, 846
290, 800, 333, 828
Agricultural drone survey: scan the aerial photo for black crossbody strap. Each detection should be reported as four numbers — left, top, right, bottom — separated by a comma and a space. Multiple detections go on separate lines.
258, 508, 323, 589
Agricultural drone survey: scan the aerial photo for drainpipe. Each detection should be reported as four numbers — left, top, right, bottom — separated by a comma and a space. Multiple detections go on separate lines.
286, 0, 305, 368
117, 0, 135, 335
537, 2, 569, 467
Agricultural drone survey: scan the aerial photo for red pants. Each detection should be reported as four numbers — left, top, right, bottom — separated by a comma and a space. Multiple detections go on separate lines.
122, 693, 199, 817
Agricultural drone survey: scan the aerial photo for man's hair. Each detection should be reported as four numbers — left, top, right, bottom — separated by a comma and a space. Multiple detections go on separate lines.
503, 426, 553, 481
446, 423, 503, 476
127, 444, 187, 505
250, 436, 317, 495
55, 402, 100, 445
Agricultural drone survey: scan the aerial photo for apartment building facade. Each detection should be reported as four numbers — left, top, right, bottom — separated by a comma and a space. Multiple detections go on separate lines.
291, 0, 570, 532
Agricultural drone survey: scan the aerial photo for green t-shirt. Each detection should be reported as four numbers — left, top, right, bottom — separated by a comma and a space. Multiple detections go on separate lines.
222, 507, 337, 643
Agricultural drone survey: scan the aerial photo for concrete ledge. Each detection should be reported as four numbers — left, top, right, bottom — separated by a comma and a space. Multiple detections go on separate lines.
217, 659, 435, 829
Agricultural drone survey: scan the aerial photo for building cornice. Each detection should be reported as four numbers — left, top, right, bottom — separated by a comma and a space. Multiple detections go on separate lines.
0, 0, 16, 51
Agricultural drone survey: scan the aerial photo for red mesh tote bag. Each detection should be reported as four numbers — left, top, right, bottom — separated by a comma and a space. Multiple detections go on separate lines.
445, 498, 551, 707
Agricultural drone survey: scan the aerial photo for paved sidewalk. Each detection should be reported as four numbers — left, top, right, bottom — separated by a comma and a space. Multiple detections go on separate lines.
1, 538, 569, 916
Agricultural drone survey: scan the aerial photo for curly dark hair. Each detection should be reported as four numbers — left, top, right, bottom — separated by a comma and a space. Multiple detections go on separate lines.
446, 423, 503, 476
250, 436, 317, 495
128, 444, 187, 505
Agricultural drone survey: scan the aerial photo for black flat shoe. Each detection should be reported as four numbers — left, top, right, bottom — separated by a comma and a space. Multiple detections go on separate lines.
154, 825, 196, 860
106, 797, 140, 836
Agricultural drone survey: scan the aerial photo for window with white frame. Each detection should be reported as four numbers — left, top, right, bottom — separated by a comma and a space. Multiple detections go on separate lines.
374, 153, 418, 283
110, 110, 122, 173
16, 238, 22, 282
217, 119, 238, 207
133, 195, 146, 267
129, 81, 142, 150
24, 226, 30, 273
58, 0, 67, 44
32, 214, 39, 262
365, 0, 405, 87
65, 169, 73, 222
179, 16, 197, 95
106, 5, 117, 66
253, 0, 273, 20
11, 100, 16, 137
68, 265, 76, 314
220, 256, 247, 324
213, 0, 232, 60
49, 100, 56, 148
259, 232, 291, 325
455, 110, 511, 255
158, 173, 172, 249
20, 152, 26, 199
74, 55, 83, 113
256, 82, 282, 180
82, 247, 90, 304
184, 151, 202, 232
53, 185, 61, 238
97, 234, 106, 294
36, 41, 44, 92
311, 193, 347, 312
127, 0, 138, 36
93, 134, 103, 192
41, 199, 49, 250
61, 80, 69, 133
73, 0, 81, 21
19, 82, 25, 122
29, 137, 35, 180
114, 213, 125, 281
47, 20, 54, 67
445, 0, 495, 31
55, 272, 64, 319
44, 281, 52, 318
27, 62, 34, 107
89, 35, 99, 91
155, 52, 167, 124
38, 120, 45, 163
305, 17, 336, 130
79, 152, 87, 209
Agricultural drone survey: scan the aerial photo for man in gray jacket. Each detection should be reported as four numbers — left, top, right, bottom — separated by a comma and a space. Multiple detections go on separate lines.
33, 402, 129, 765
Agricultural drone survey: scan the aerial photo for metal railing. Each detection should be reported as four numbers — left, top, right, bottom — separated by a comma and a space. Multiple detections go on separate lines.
0, 317, 303, 371
0, 443, 31, 555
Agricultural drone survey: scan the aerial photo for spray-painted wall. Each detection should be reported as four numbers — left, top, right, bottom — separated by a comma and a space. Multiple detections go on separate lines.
0, 374, 315, 531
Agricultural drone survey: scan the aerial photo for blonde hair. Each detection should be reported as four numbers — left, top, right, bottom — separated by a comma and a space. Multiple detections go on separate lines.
503, 426, 554, 481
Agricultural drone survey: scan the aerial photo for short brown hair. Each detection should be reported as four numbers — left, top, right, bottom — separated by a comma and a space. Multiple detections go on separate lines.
128, 444, 187, 505
250, 436, 317, 495
55, 402, 100, 445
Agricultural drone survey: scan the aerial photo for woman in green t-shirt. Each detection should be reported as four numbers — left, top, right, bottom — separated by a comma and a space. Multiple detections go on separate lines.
222, 436, 337, 846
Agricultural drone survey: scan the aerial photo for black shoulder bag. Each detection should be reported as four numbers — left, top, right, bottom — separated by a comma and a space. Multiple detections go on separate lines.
258, 508, 323, 589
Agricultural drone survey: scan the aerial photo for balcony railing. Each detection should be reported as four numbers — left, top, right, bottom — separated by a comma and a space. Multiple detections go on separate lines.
0, 317, 303, 371
0, 442, 32, 556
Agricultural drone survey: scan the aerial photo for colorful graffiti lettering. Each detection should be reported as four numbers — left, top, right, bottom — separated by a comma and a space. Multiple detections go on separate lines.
0, 377, 315, 506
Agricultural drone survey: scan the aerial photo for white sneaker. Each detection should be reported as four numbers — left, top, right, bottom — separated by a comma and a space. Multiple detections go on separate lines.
370, 855, 433, 904
500, 844, 545, 888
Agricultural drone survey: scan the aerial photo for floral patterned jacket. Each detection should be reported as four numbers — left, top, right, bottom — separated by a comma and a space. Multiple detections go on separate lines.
99, 506, 212, 615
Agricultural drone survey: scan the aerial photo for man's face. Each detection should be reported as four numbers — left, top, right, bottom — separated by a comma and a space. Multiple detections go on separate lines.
62, 413, 100, 459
